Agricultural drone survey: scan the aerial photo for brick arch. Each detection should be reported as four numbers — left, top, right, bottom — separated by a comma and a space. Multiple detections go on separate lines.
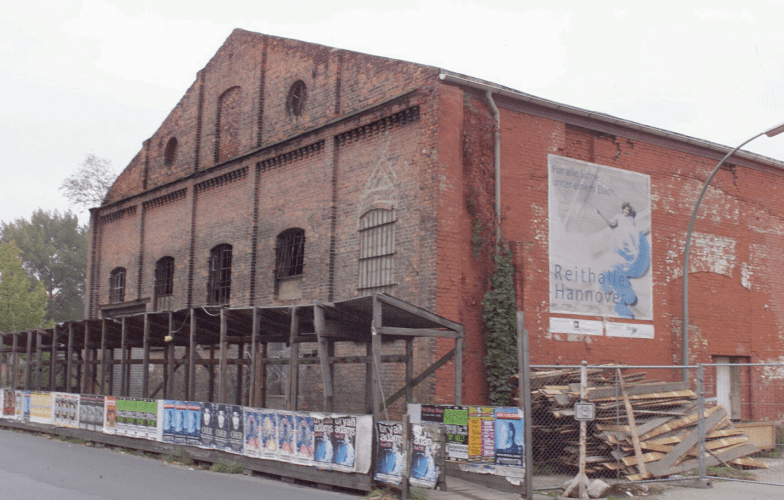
215, 86, 243, 163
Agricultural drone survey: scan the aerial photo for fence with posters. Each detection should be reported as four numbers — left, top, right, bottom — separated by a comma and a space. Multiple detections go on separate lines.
0, 388, 373, 475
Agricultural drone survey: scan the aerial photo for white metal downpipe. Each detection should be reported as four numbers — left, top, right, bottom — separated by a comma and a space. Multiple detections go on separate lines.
486, 91, 501, 253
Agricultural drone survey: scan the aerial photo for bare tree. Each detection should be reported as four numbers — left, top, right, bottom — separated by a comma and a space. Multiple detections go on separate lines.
59, 153, 117, 210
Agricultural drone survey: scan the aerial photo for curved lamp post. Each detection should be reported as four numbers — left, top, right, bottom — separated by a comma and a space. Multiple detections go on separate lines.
682, 122, 784, 378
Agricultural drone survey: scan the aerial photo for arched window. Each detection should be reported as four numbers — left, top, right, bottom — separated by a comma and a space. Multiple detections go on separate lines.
154, 257, 174, 310
164, 137, 178, 167
109, 267, 126, 304
358, 208, 396, 294
207, 244, 232, 305
215, 86, 242, 163
286, 80, 307, 116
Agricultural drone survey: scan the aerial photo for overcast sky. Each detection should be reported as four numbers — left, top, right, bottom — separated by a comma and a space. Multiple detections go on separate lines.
3, 0, 783, 227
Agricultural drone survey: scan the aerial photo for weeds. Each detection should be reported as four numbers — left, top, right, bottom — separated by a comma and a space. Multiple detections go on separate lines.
210, 459, 243, 474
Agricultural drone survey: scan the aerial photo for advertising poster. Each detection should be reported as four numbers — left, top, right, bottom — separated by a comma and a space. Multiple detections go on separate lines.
184, 401, 201, 446
103, 396, 117, 434
294, 413, 314, 464
276, 411, 296, 461
115, 398, 158, 439
161, 400, 178, 443
332, 416, 357, 472
374, 421, 404, 484
409, 422, 441, 489
29, 391, 53, 424
243, 408, 261, 457
16, 390, 30, 422
227, 405, 244, 454
79, 394, 104, 432
212, 404, 230, 451
2, 389, 15, 419
313, 415, 334, 467
259, 410, 278, 458
494, 407, 524, 467
54, 392, 79, 429
419, 404, 444, 423
468, 406, 495, 463
548, 155, 653, 320
199, 402, 218, 448
443, 406, 469, 461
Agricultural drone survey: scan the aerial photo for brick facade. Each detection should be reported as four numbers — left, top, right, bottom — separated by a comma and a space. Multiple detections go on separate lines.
87, 29, 784, 408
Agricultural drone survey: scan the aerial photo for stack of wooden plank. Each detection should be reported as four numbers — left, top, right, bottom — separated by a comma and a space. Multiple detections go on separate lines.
527, 367, 768, 480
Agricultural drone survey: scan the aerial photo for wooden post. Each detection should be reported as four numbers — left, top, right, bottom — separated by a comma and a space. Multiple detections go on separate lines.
287, 307, 300, 411
189, 310, 197, 400
24, 331, 32, 390
219, 308, 227, 404
49, 328, 57, 390
518, 311, 533, 500
371, 295, 382, 419
99, 320, 107, 395
120, 317, 128, 397
454, 329, 463, 406
35, 331, 43, 390
405, 339, 414, 403
314, 304, 334, 412
365, 342, 373, 414
401, 413, 412, 499
11, 333, 19, 390
250, 307, 259, 407
236, 342, 244, 405
165, 312, 174, 399
208, 344, 215, 402
259, 342, 267, 408
81, 323, 90, 394
66, 323, 74, 392
142, 314, 150, 397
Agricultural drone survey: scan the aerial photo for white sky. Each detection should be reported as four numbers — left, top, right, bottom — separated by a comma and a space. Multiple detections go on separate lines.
3, 0, 783, 227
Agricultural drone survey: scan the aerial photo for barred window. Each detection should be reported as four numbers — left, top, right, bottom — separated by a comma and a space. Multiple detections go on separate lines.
275, 228, 305, 279
358, 208, 396, 294
109, 267, 126, 304
154, 257, 174, 310
207, 244, 232, 306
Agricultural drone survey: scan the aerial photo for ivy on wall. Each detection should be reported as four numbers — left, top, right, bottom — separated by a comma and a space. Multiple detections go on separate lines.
483, 244, 518, 406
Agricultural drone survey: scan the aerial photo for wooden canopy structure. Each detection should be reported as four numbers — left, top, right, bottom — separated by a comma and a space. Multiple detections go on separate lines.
0, 294, 464, 417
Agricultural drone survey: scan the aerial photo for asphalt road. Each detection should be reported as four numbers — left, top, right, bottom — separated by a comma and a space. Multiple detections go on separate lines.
0, 428, 362, 500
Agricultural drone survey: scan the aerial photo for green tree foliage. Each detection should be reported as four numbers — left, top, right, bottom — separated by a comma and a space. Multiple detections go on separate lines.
1, 209, 87, 323
483, 245, 518, 406
0, 241, 47, 331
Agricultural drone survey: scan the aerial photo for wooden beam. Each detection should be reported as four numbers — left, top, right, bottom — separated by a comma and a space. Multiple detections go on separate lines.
249, 307, 259, 408
24, 332, 32, 390
120, 317, 128, 397
383, 349, 456, 410
372, 295, 382, 419
454, 330, 463, 405
80, 323, 90, 394
11, 333, 18, 390
405, 339, 413, 403
618, 369, 650, 479
99, 320, 107, 394
375, 326, 459, 338
375, 293, 463, 332
35, 331, 42, 390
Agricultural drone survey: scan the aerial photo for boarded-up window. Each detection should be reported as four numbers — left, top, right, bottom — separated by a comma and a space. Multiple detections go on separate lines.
109, 267, 126, 304
207, 244, 232, 306
216, 86, 242, 163
154, 256, 174, 311
358, 208, 396, 294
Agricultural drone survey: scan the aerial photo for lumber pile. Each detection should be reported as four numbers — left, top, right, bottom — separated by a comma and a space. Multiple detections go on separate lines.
526, 367, 768, 480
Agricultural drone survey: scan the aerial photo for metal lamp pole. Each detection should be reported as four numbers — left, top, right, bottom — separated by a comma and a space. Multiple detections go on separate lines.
682, 122, 784, 379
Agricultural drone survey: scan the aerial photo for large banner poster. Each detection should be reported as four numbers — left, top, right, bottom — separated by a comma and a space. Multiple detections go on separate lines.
548, 155, 653, 320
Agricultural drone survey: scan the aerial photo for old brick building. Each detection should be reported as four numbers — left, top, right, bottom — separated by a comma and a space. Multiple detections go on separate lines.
85, 29, 784, 408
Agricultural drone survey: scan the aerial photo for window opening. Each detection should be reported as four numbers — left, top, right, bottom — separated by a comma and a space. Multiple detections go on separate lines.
287, 80, 307, 116
275, 229, 305, 280
154, 257, 174, 310
109, 267, 126, 304
164, 137, 178, 167
358, 208, 396, 294
207, 244, 232, 306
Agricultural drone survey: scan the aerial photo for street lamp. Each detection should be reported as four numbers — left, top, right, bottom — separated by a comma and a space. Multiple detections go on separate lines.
682, 122, 784, 378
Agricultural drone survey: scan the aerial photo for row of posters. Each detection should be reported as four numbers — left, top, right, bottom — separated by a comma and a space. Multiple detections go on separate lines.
373, 405, 524, 489
0, 389, 371, 473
